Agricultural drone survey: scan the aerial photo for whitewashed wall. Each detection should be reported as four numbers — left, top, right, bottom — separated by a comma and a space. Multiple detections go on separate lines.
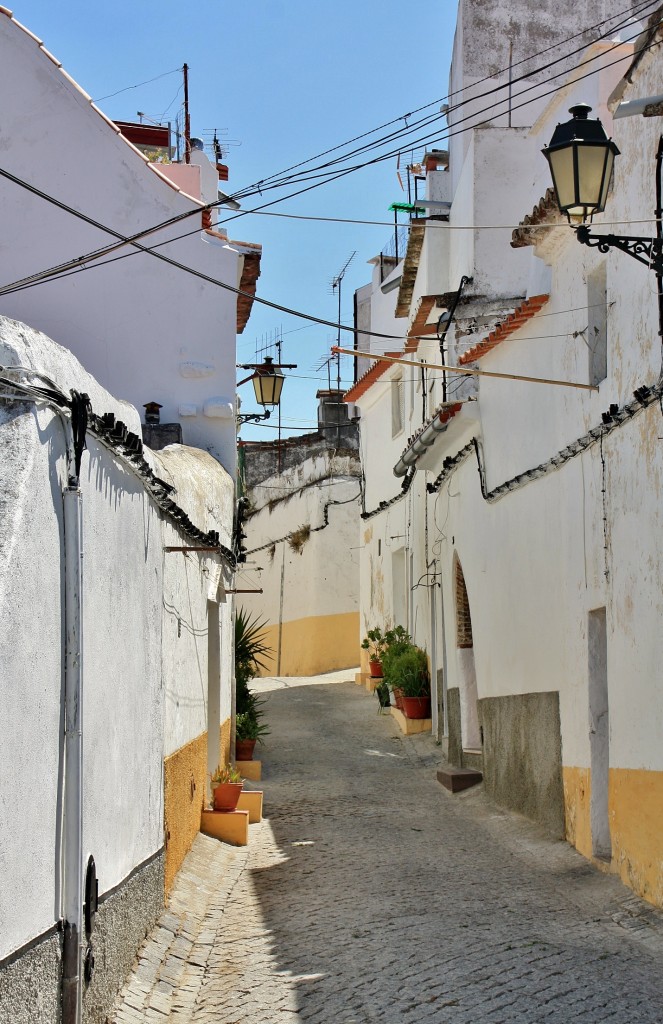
243, 452, 361, 629
0, 318, 234, 961
0, 11, 239, 474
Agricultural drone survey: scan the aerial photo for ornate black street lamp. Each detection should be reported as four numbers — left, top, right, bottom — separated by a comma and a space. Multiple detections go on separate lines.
236, 356, 296, 426
543, 103, 663, 274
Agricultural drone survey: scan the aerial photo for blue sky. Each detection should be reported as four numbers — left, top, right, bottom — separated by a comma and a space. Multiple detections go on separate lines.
12, 1, 457, 439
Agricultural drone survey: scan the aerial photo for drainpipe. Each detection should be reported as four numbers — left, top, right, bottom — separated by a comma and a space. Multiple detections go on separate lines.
61, 394, 87, 1024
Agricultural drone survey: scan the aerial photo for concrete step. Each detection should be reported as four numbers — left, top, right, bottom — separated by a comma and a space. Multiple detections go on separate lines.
437, 767, 483, 793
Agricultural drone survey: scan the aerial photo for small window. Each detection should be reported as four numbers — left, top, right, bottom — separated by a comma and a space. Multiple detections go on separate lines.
391, 374, 404, 437
587, 262, 608, 386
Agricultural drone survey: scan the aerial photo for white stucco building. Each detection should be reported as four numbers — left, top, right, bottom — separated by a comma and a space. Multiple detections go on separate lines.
238, 392, 362, 675
0, 7, 261, 475
347, 0, 663, 907
0, 8, 261, 1020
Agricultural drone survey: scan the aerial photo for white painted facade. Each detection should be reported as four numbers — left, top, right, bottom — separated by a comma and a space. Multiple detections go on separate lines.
0, 318, 235, 961
350, 1, 663, 904
240, 442, 362, 676
0, 9, 256, 474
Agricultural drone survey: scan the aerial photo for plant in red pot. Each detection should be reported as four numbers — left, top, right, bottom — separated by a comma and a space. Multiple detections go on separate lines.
235, 711, 270, 761
389, 645, 431, 719
210, 763, 243, 812
361, 627, 388, 677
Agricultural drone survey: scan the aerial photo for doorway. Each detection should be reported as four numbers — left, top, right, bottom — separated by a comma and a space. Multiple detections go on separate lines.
454, 558, 481, 750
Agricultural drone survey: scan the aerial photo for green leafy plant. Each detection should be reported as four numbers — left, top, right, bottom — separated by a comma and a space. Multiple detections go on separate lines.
236, 711, 270, 743
380, 626, 414, 685
235, 608, 271, 717
386, 646, 430, 697
210, 763, 242, 786
361, 626, 389, 663
361, 624, 412, 664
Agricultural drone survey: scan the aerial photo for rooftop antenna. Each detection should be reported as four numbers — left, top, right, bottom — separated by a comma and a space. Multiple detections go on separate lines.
331, 251, 356, 391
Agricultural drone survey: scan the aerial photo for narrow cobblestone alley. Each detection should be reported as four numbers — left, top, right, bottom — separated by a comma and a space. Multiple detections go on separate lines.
112, 673, 663, 1024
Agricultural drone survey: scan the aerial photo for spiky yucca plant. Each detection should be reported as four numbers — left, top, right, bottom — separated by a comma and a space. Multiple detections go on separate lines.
235, 608, 271, 717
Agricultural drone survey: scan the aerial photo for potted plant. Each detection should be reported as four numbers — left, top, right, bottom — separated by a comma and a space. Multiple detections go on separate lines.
375, 680, 391, 711
361, 627, 389, 677
235, 711, 270, 761
381, 626, 414, 708
387, 645, 431, 719
235, 608, 271, 718
210, 763, 243, 812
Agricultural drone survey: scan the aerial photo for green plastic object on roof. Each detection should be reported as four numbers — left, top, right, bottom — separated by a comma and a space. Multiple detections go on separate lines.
389, 202, 426, 214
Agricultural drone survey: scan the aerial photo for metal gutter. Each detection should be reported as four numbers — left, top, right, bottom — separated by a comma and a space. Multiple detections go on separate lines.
393, 402, 463, 477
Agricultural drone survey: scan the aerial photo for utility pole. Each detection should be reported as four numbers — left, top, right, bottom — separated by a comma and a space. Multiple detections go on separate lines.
183, 63, 190, 164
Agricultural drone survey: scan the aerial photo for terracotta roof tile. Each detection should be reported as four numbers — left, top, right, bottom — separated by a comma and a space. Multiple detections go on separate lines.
458, 294, 549, 365
236, 250, 262, 335
510, 189, 563, 248
343, 351, 403, 403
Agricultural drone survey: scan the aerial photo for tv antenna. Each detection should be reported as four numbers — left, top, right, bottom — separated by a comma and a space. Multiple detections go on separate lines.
330, 252, 356, 395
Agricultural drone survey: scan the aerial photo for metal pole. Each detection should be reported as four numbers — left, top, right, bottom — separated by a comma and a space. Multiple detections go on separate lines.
277, 546, 286, 675
183, 63, 191, 164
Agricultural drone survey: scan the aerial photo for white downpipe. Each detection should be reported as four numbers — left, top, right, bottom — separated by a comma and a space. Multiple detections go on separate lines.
62, 472, 84, 1023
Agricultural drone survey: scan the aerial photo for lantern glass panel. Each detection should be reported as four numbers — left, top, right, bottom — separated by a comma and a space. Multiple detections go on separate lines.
576, 143, 611, 208
547, 145, 577, 211
598, 149, 615, 210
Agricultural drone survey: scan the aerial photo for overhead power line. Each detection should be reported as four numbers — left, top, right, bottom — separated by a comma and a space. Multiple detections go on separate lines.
0, 4, 657, 313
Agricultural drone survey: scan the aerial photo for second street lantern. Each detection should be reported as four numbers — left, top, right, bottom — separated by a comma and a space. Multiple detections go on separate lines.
252, 356, 285, 408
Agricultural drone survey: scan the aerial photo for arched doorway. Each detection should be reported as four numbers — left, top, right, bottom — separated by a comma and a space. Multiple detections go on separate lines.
454, 557, 481, 751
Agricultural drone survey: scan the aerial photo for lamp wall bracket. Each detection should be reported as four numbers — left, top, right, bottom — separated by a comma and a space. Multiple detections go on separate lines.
576, 225, 663, 275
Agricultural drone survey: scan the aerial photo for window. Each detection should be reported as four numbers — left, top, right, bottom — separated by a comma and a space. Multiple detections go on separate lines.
391, 374, 404, 437
587, 262, 608, 386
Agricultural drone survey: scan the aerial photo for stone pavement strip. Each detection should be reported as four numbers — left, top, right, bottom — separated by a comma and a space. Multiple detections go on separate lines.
111, 671, 663, 1024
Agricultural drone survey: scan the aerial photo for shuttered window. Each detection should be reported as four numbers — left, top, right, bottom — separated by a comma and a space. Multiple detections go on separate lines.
391, 375, 404, 437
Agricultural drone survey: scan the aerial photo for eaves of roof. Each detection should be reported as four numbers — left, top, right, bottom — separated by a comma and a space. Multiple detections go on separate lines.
393, 401, 464, 477
235, 246, 262, 335
406, 293, 440, 351
395, 221, 426, 317
342, 294, 441, 404
510, 189, 564, 249
458, 294, 549, 365
343, 351, 402, 403
0, 6, 204, 206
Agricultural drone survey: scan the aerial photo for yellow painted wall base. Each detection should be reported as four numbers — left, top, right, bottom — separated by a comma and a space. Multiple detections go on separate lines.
390, 707, 432, 736
238, 759, 261, 781
257, 611, 360, 676
164, 732, 208, 897
201, 809, 249, 846
237, 790, 263, 823
563, 766, 663, 908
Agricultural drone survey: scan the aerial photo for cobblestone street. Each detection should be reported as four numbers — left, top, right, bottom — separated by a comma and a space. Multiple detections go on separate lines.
112, 673, 663, 1024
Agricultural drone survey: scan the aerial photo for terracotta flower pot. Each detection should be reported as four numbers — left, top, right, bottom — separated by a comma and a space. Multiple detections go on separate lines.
393, 687, 405, 711
401, 695, 431, 719
369, 660, 383, 678
212, 781, 243, 812
236, 738, 257, 761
